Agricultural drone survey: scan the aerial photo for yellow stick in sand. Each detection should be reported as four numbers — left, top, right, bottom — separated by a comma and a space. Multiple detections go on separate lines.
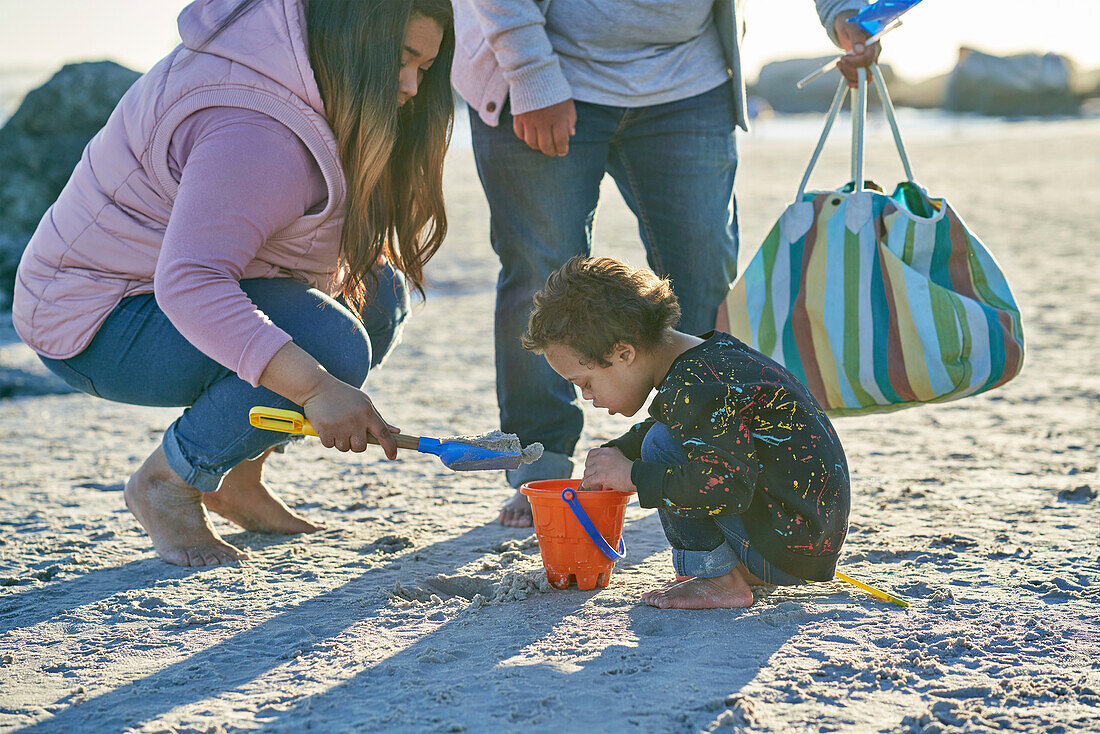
835, 571, 909, 608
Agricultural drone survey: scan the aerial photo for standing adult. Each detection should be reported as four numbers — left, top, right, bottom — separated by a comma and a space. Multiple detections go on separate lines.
12, 0, 455, 566
452, 0, 879, 526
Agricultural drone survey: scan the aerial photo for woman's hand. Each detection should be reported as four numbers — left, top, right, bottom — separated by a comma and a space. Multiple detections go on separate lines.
581, 447, 636, 492
258, 341, 399, 459
300, 380, 399, 459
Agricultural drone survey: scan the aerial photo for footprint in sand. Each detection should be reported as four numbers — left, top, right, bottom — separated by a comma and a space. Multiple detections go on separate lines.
76, 482, 124, 492
362, 534, 413, 555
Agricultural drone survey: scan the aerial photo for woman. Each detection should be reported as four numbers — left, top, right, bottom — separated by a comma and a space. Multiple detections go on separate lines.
12, 0, 455, 566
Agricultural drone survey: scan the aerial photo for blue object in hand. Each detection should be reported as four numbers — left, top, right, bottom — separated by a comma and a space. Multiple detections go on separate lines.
848, 0, 924, 35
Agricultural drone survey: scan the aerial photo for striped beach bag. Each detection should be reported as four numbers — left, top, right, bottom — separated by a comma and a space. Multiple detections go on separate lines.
719, 64, 1024, 416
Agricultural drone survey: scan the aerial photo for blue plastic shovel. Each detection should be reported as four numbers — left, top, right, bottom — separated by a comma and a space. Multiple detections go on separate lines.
248, 406, 523, 471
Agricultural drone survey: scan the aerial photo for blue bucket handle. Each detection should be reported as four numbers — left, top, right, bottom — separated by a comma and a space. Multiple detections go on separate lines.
561, 487, 626, 561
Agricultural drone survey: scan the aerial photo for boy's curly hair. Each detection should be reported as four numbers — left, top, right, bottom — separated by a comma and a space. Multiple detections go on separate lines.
522, 256, 681, 367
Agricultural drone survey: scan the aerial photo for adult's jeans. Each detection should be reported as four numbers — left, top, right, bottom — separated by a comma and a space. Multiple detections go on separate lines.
640, 422, 804, 586
39, 269, 409, 492
470, 82, 739, 478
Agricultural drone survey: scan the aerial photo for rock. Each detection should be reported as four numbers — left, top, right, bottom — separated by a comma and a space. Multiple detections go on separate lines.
0, 68, 49, 120
1072, 66, 1100, 118
750, 56, 837, 114
1057, 485, 1095, 503
1070, 66, 1100, 98
943, 47, 1079, 117
0, 61, 140, 302
890, 72, 949, 110
0, 365, 74, 399
0, 233, 23, 311
0, 312, 74, 398
745, 96, 773, 121
749, 57, 896, 114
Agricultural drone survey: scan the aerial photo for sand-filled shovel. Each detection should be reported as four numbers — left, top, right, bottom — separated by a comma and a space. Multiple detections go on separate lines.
249, 406, 538, 471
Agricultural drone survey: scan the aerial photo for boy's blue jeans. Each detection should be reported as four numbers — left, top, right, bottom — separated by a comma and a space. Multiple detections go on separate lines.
470, 83, 740, 463
39, 271, 409, 492
640, 423, 804, 586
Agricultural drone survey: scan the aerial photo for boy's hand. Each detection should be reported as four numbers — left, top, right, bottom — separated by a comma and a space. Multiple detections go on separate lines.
581, 447, 636, 492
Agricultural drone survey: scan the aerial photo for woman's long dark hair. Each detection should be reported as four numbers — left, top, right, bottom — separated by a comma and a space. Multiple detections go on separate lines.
202, 0, 454, 307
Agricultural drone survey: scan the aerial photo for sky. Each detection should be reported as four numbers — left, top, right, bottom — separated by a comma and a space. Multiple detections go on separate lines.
0, 0, 1097, 83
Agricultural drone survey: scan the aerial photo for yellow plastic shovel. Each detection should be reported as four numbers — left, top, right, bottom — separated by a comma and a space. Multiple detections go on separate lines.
249, 406, 525, 471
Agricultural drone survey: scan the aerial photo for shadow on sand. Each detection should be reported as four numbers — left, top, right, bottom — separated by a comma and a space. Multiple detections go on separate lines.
11, 512, 803, 732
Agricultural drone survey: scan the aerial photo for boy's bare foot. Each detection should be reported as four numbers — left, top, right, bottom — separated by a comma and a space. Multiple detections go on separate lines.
498, 490, 533, 527
642, 568, 754, 609
735, 564, 766, 586
124, 447, 249, 567
645, 576, 691, 596
202, 448, 321, 534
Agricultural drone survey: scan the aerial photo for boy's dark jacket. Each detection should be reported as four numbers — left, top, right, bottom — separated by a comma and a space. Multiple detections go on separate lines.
606, 331, 849, 581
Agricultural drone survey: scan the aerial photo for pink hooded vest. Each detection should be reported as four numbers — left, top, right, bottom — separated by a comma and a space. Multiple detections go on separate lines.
13, 0, 346, 360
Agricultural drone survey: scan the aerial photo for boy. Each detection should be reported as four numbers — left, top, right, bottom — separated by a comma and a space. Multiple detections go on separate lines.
521, 256, 850, 609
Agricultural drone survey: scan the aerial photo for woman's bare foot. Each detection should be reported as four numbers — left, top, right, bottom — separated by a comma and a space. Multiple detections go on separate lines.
498, 490, 533, 527
124, 447, 249, 567
642, 568, 755, 609
201, 448, 321, 534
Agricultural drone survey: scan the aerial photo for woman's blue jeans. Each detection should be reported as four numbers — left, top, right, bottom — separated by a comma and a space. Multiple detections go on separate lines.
470, 83, 740, 462
640, 423, 804, 586
39, 270, 409, 492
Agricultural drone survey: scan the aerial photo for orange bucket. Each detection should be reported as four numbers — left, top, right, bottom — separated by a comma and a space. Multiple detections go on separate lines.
520, 479, 631, 590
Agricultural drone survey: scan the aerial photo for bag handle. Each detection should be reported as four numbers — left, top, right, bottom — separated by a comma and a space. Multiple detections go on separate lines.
796, 63, 915, 200
872, 63, 914, 183
850, 65, 867, 191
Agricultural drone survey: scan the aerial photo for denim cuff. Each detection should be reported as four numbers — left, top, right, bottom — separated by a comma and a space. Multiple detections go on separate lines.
162, 424, 226, 493
672, 541, 740, 578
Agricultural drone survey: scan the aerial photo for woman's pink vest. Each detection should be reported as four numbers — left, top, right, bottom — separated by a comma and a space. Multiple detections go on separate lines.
13, 0, 347, 359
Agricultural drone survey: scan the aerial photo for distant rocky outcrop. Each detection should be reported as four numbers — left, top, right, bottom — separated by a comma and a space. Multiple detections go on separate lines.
1075, 67, 1100, 115
944, 48, 1079, 117
0, 68, 50, 119
889, 72, 948, 110
749, 56, 840, 114
0, 61, 139, 309
1074, 67, 1100, 100
749, 57, 897, 114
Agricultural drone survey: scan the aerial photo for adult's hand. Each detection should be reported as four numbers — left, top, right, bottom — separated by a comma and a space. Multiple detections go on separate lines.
258, 341, 399, 458
300, 380, 400, 459
513, 99, 576, 157
833, 11, 882, 85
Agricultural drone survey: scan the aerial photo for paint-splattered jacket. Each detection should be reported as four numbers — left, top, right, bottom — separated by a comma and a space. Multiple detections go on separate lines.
607, 331, 849, 581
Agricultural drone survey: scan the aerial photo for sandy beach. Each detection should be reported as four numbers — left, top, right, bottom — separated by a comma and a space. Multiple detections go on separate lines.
1, 115, 1098, 733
